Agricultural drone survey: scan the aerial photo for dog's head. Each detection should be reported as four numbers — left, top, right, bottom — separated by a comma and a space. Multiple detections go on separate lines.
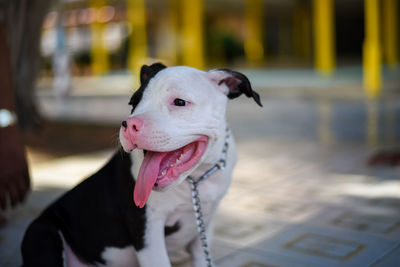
120, 63, 262, 207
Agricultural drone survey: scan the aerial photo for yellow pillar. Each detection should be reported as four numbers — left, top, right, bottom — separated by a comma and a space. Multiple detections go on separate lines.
312, 0, 336, 76
181, 0, 205, 69
363, 0, 382, 98
90, 0, 109, 75
382, 0, 398, 70
167, 0, 179, 64
127, 0, 148, 76
156, 0, 179, 65
293, 0, 311, 62
244, 0, 265, 66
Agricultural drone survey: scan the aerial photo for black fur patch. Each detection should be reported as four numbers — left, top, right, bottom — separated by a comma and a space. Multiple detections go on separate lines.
129, 63, 167, 113
165, 221, 181, 236
21, 152, 147, 266
216, 68, 263, 107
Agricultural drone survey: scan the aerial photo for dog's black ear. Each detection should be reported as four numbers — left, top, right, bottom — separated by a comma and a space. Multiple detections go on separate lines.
129, 63, 167, 113
140, 63, 167, 85
208, 69, 262, 107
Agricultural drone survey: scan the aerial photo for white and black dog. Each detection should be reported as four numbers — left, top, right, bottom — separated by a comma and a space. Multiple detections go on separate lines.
21, 63, 262, 267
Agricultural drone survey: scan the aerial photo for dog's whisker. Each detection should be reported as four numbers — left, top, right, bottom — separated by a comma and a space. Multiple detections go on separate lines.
110, 132, 121, 147
110, 131, 126, 158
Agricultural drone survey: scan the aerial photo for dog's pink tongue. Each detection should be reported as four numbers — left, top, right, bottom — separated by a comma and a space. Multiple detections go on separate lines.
134, 151, 167, 208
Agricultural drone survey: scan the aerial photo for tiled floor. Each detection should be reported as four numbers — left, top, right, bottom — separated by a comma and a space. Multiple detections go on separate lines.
1, 138, 399, 266
213, 140, 400, 267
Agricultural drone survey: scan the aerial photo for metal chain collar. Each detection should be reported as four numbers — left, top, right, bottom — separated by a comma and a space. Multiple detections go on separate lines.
187, 128, 230, 267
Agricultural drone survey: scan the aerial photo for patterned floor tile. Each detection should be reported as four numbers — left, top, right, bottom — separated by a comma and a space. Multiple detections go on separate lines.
369, 197, 400, 212
216, 247, 313, 267
214, 212, 285, 247
251, 224, 398, 267
235, 195, 322, 222
212, 239, 241, 261
330, 210, 400, 236
370, 243, 400, 267
284, 232, 365, 260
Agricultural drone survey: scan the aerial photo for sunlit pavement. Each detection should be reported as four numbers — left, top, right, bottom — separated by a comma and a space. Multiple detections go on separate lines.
1, 67, 400, 266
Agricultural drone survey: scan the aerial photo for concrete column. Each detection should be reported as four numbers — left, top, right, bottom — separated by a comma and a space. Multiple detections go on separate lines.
312, 0, 336, 76
244, 0, 265, 66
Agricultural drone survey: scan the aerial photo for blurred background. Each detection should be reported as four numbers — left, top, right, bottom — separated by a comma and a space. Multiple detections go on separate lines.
1, 0, 400, 266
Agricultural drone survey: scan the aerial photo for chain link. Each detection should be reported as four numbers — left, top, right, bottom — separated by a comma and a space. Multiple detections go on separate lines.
187, 129, 230, 267
187, 178, 213, 267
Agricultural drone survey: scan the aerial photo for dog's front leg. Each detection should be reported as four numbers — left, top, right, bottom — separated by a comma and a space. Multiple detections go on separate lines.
136, 213, 171, 267
188, 208, 217, 267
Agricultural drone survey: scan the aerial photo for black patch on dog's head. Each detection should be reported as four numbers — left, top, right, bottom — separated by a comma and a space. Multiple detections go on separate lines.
215, 69, 263, 107
129, 63, 167, 113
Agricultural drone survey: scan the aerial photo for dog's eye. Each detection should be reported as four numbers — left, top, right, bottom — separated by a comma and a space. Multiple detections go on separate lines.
173, 98, 187, 107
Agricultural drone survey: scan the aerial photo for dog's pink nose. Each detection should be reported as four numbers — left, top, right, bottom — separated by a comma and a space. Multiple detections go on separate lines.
122, 117, 144, 134
121, 116, 147, 151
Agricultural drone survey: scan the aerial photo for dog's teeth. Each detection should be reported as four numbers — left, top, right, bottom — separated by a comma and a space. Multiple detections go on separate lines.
174, 153, 184, 165
158, 170, 167, 178
170, 164, 174, 167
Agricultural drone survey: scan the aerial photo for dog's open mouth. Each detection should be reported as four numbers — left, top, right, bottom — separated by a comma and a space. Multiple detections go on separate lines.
134, 136, 208, 208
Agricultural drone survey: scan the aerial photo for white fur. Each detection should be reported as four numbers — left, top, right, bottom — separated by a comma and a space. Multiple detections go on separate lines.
118, 66, 238, 267
100, 246, 138, 267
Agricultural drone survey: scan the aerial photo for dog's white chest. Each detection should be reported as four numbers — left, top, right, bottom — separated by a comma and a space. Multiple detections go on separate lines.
152, 175, 228, 251
164, 202, 212, 252
165, 209, 197, 251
